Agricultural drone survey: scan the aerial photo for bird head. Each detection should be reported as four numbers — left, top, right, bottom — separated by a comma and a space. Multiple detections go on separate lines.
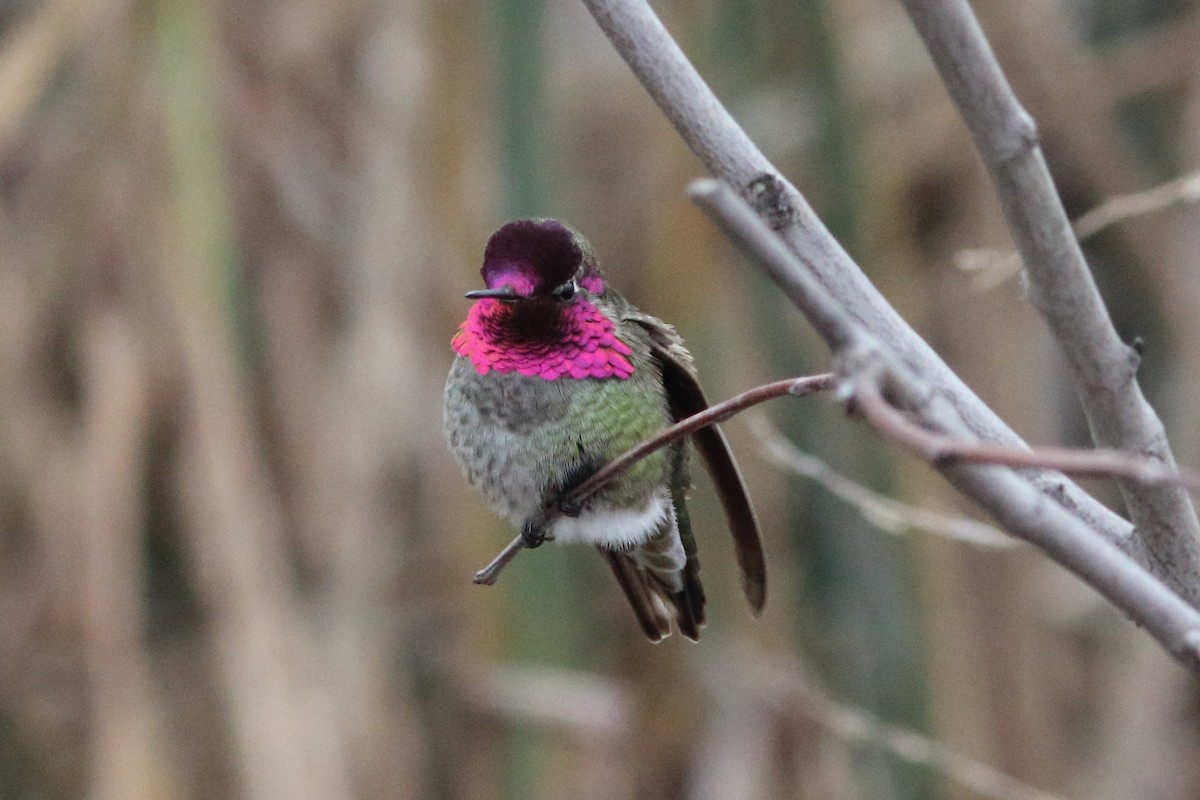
467, 219, 605, 304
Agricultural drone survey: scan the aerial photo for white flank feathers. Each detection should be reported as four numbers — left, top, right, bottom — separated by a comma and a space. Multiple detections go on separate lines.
551, 490, 671, 549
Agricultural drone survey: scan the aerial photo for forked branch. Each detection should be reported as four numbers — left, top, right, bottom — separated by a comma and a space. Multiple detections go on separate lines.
898, 0, 1200, 602
689, 176, 1200, 676
579, 0, 1137, 554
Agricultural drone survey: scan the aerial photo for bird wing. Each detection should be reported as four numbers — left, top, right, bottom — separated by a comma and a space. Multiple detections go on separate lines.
623, 307, 767, 614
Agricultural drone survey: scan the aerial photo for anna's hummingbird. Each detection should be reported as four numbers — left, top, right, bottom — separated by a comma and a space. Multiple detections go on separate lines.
444, 218, 765, 641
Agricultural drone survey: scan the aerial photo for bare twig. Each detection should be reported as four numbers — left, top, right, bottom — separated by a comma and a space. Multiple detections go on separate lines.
1073, 170, 1200, 241
898, 0, 1200, 604
689, 177, 1200, 676
472, 537, 529, 586
956, 169, 1200, 288
692, 650, 1071, 800
572, 376, 834, 505
472, 374, 836, 584
750, 417, 1017, 549
770, 663, 1068, 800
579, 0, 1136, 552
851, 385, 1200, 491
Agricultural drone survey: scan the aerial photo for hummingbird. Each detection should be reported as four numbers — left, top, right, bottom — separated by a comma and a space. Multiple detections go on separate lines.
443, 218, 765, 641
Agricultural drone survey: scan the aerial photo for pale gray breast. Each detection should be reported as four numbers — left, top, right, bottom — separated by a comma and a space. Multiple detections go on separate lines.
443, 359, 575, 524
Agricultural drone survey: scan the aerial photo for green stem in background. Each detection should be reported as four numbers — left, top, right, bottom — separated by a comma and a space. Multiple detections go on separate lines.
497, 0, 548, 218
155, 0, 240, 345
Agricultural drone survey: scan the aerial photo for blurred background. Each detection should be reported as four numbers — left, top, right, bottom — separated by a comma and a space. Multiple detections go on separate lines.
1, 0, 1199, 798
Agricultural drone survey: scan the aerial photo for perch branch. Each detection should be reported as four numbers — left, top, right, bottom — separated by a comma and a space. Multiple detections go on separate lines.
689, 177, 1200, 676
579, 0, 1137, 553
898, 0, 1200, 603
472, 373, 836, 584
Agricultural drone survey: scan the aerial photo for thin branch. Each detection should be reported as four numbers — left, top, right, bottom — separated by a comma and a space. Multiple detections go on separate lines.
579, 0, 1135, 554
898, 0, 1200, 604
472, 374, 836, 584
750, 417, 1017, 549
689, 177, 1200, 676
777, 667, 1068, 800
1073, 169, 1200, 241
852, 386, 1200, 491
956, 169, 1200, 288
471, 536, 527, 586
693, 649, 1074, 800
575, 376, 834, 505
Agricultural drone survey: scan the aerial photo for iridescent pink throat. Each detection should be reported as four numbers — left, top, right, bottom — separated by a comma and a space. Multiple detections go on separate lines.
452, 297, 634, 381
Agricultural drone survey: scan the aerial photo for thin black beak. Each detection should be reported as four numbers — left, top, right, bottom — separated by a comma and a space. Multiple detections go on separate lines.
465, 286, 521, 301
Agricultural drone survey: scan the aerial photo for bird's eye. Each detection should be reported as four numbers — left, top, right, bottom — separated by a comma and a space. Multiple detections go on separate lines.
553, 281, 577, 301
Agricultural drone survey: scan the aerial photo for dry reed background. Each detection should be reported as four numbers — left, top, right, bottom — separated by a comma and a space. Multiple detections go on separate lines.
1, 0, 1199, 798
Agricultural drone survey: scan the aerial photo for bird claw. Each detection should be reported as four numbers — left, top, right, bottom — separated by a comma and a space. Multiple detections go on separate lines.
521, 521, 548, 548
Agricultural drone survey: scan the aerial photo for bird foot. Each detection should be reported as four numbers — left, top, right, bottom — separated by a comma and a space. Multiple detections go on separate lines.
521, 520, 548, 548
